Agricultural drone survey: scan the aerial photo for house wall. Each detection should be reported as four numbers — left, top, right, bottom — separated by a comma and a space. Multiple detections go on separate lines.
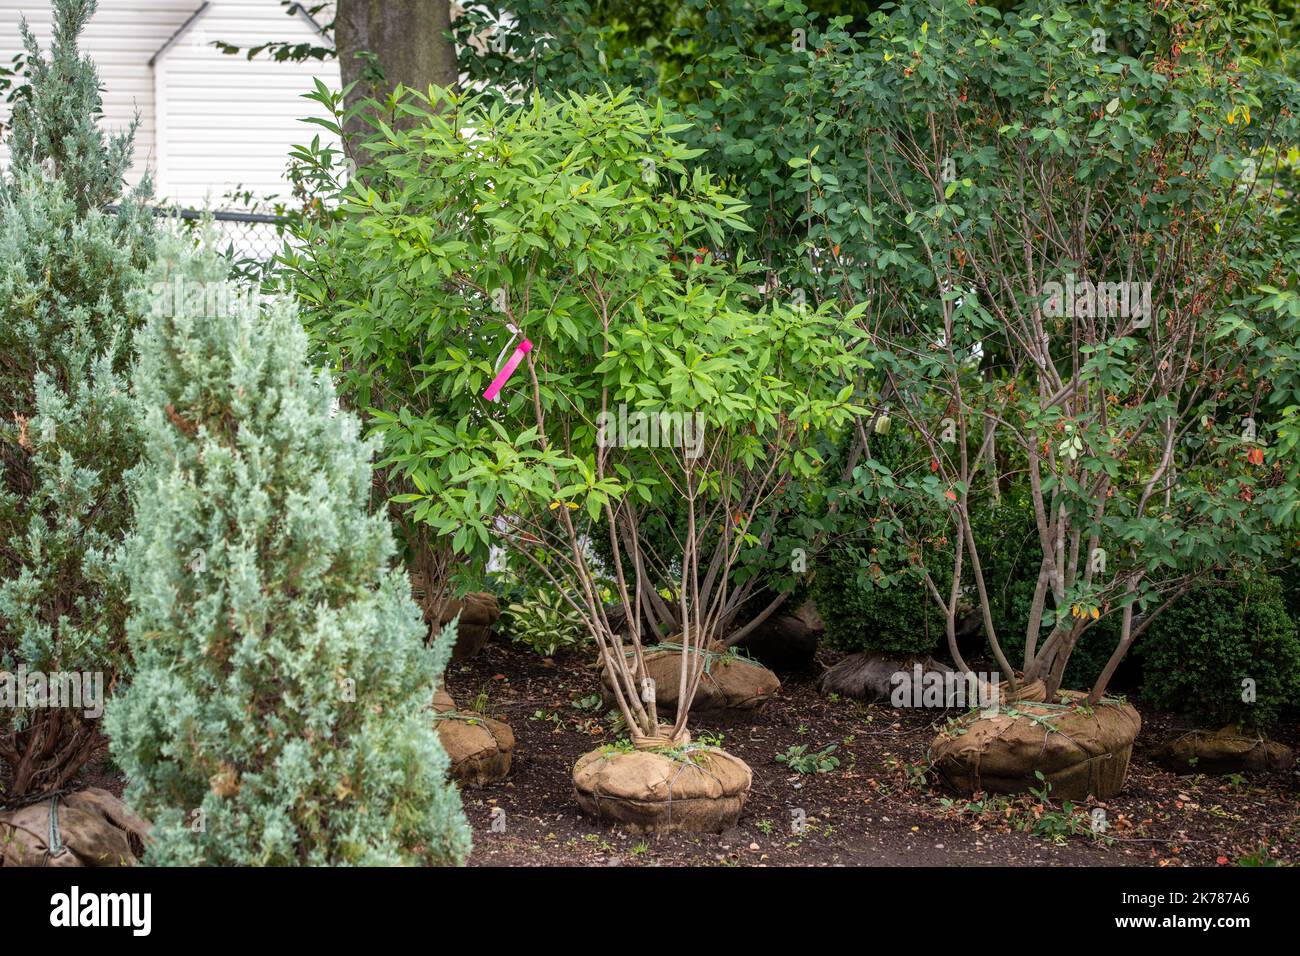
0, 0, 340, 207
150, 0, 340, 205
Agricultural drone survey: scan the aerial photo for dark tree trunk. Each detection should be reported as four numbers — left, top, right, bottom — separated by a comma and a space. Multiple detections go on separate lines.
334, 0, 457, 150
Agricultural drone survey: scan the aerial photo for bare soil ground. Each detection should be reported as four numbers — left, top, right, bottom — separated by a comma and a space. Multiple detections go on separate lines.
446, 638, 1300, 867
42, 635, 1300, 868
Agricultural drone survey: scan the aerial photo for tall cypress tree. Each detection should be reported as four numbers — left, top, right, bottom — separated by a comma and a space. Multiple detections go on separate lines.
107, 234, 471, 865
0, 0, 153, 799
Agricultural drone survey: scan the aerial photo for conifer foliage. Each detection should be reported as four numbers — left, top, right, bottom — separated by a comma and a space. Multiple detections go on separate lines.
106, 235, 471, 865
0, 0, 153, 799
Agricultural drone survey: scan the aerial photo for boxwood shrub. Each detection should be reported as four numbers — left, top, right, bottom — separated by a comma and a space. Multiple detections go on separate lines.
1137, 572, 1300, 730
812, 546, 944, 658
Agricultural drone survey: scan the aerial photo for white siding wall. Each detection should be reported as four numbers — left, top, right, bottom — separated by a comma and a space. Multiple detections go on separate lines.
153, 0, 340, 205
0, 0, 341, 207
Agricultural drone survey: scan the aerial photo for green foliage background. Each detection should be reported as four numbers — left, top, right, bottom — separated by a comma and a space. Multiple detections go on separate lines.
1138, 572, 1300, 728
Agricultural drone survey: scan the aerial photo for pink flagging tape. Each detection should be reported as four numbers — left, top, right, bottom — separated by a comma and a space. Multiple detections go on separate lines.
483, 338, 533, 402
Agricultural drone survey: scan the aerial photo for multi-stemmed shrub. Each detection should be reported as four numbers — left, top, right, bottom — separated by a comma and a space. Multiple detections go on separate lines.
817, 1, 1300, 703
284, 86, 870, 744
460, 0, 1300, 712
0, 0, 153, 800
106, 234, 470, 865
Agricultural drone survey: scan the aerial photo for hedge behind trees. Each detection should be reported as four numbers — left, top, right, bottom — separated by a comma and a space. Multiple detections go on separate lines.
1138, 573, 1300, 730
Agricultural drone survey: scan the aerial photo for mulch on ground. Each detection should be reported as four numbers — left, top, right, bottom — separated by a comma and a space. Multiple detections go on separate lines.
38, 635, 1300, 867
448, 638, 1300, 867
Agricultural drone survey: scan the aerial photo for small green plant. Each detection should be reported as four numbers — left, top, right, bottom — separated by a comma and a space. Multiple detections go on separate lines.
598, 738, 637, 757
572, 693, 602, 712
468, 686, 492, 716
939, 776, 1111, 847
605, 709, 628, 736
775, 744, 840, 774
1236, 843, 1283, 867
630, 842, 650, 857
650, 734, 731, 768
755, 819, 774, 836
506, 586, 590, 657
1022, 773, 1102, 846
888, 755, 933, 794
938, 794, 1013, 817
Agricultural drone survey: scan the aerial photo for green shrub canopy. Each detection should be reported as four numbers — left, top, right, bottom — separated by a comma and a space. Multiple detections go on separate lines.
1139, 572, 1300, 729
285, 86, 871, 739
286, 1, 1300, 709
0, 0, 154, 800
107, 235, 471, 865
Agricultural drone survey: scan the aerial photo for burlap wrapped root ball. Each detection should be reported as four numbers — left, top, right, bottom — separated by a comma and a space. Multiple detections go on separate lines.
573, 745, 752, 832
820, 657, 1045, 707
731, 601, 823, 672
930, 693, 1141, 801
1154, 726, 1294, 775
600, 643, 780, 718
441, 592, 501, 661
0, 788, 150, 867
433, 688, 514, 787
409, 571, 501, 661
819, 654, 949, 703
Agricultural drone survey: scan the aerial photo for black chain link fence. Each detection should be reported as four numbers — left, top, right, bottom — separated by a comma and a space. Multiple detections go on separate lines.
106, 205, 290, 280
199, 208, 287, 264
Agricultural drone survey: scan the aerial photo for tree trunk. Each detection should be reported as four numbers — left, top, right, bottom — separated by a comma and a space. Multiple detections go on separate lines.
334, 0, 457, 149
